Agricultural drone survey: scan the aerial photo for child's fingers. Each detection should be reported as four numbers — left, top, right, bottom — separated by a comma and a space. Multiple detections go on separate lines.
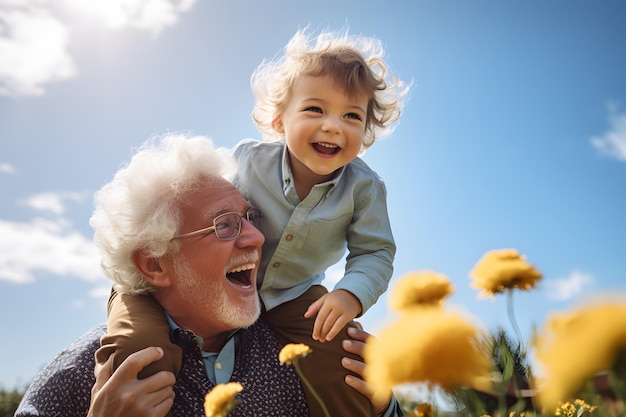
319, 308, 351, 342
324, 315, 349, 341
312, 308, 330, 341
304, 294, 325, 318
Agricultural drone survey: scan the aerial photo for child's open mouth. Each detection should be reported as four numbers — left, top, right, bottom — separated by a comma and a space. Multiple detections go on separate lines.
313, 142, 340, 155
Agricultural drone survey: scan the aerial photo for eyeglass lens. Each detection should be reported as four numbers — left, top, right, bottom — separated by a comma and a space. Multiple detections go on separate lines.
214, 208, 262, 240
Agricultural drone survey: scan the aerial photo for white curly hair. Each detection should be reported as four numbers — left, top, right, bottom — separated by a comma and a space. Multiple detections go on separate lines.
89, 133, 237, 295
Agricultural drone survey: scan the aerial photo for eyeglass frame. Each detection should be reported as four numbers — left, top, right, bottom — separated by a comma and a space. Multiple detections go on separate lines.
171, 207, 262, 241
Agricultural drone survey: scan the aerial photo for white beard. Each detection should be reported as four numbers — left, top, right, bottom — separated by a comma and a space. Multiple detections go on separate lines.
173, 254, 260, 328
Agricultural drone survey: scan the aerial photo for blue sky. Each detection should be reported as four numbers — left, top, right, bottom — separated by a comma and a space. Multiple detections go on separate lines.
1, 0, 625, 389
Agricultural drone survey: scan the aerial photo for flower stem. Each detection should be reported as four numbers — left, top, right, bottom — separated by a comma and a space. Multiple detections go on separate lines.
507, 289, 524, 353
293, 361, 330, 417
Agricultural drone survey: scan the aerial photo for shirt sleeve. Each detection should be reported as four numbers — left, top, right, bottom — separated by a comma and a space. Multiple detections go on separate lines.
333, 175, 396, 315
381, 397, 405, 416
381, 397, 404, 417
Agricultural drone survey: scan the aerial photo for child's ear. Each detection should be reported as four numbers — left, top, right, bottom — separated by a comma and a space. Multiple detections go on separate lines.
132, 250, 171, 288
271, 116, 285, 133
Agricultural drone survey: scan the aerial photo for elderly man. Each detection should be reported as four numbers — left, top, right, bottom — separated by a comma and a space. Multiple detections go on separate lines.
16, 134, 401, 417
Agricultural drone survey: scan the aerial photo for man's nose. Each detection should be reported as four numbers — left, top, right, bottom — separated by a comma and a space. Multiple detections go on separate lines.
238, 217, 265, 247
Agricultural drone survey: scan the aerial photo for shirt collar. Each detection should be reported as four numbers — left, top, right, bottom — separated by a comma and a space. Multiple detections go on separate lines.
165, 312, 240, 353
280, 143, 345, 192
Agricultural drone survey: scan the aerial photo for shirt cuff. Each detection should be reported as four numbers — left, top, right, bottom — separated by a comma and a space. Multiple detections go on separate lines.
380, 397, 403, 417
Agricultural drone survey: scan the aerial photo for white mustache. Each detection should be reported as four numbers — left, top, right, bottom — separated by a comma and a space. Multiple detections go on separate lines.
225, 251, 259, 273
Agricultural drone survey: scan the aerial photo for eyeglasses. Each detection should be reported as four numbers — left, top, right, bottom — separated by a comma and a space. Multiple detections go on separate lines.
172, 207, 262, 241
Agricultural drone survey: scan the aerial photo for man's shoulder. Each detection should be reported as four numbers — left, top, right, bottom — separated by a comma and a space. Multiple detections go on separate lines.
55, 324, 105, 362
15, 325, 105, 417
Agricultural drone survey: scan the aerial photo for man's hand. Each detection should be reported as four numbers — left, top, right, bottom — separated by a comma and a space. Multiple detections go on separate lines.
89, 347, 176, 417
341, 326, 393, 416
304, 289, 362, 342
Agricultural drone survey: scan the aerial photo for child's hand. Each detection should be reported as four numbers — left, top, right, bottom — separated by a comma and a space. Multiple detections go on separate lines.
304, 289, 362, 342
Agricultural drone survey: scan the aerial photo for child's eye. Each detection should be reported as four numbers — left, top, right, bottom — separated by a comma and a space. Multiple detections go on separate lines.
304, 106, 323, 114
345, 113, 362, 121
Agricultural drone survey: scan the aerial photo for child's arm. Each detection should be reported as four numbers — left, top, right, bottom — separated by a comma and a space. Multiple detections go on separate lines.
304, 289, 362, 342
334, 173, 396, 316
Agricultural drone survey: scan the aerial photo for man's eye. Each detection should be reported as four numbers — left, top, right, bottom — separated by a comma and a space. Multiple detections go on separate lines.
216, 219, 234, 233
247, 208, 263, 221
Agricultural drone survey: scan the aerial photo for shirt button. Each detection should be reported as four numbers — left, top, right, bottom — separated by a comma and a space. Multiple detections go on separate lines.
273, 262, 280, 268
216, 362, 222, 370
285, 234, 293, 241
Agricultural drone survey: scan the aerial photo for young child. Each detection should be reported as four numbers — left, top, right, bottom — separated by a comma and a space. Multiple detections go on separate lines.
96, 28, 407, 416
233, 28, 408, 415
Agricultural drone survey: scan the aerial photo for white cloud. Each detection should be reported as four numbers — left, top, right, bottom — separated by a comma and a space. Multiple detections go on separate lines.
19, 191, 88, 215
0, 3, 77, 96
545, 270, 594, 301
61, 0, 196, 35
0, 217, 103, 284
0, 162, 15, 173
0, 0, 196, 96
591, 105, 626, 161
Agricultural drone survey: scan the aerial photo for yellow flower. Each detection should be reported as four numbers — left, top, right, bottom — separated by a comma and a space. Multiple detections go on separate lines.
555, 401, 576, 417
554, 400, 596, 417
410, 403, 434, 417
389, 271, 455, 311
533, 301, 626, 410
364, 307, 493, 401
575, 398, 597, 412
204, 382, 243, 417
278, 343, 330, 416
279, 343, 312, 365
469, 248, 542, 298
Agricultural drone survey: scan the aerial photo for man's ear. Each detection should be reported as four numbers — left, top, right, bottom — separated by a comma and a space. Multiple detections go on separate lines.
132, 250, 171, 288
271, 115, 284, 133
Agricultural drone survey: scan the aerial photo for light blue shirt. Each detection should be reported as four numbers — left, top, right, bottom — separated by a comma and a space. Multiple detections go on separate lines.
166, 314, 236, 385
232, 139, 396, 313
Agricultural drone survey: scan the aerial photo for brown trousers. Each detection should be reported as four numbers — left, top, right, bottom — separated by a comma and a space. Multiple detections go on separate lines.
263, 285, 376, 417
96, 291, 181, 417
95, 290, 182, 379
97, 286, 376, 416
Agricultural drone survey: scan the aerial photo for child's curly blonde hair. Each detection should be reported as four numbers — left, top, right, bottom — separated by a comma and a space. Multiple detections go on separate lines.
251, 28, 409, 153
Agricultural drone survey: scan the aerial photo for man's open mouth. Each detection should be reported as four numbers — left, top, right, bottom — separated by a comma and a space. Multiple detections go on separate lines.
226, 263, 255, 287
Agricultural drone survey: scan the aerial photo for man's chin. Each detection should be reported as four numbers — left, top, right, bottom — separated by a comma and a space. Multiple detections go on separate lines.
231, 296, 261, 328
239, 310, 261, 329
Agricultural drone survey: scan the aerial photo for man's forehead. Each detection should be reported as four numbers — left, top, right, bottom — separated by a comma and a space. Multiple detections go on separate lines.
202, 201, 250, 222
180, 178, 246, 212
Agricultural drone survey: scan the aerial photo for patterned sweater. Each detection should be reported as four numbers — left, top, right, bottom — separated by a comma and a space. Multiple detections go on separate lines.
16, 320, 310, 417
